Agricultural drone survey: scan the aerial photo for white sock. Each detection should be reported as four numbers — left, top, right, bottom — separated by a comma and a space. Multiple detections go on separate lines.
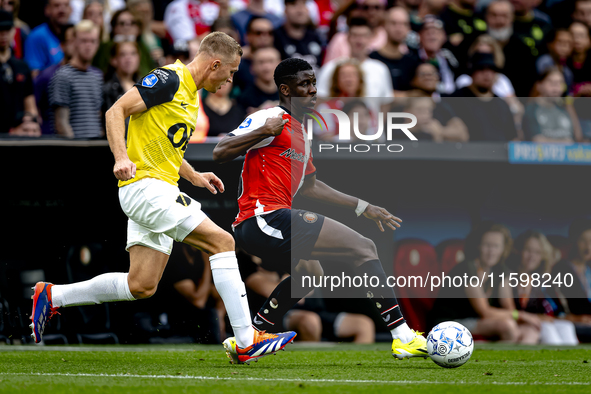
51, 273, 135, 308
390, 322, 415, 343
210, 251, 254, 348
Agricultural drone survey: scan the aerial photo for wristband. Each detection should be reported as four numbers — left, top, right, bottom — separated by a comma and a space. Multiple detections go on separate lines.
355, 199, 369, 217
512, 309, 519, 321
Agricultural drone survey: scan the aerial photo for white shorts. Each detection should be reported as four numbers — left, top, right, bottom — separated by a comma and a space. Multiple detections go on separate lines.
118, 178, 207, 255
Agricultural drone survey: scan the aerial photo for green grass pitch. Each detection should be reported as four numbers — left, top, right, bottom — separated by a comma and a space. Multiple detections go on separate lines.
1, 343, 590, 393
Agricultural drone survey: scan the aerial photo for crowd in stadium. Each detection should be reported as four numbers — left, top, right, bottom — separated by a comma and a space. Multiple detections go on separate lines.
1, 0, 591, 141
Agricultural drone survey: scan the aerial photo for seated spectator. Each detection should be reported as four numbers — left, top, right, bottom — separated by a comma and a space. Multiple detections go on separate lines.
536, 29, 574, 93
340, 99, 376, 141
369, 7, 421, 95
511, 0, 553, 58
202, 82, 246, 137
523, 68, 578, 143
82, 1, 106, 43
128, 0, 164, 67
449, 53, 518, 141
231, 0, 283, 45
102, 41, 140, 121
411, 0, 450, 31
93, 9, 155, 78
49, 20, 102, 139
211, 17, 241, 43
572, 0, 591, 28
274, 0, 324, 70
430, 222, 541, 344
324, 0, 387, 64
34, 23, 75, 135
232, 16, 274, 92
0, 11, 39, 136
164, 0, 221, 43
316, 17, 393, 102
407, 63, 470, 141
24, 0, 71, 78
404, 97, 445, 141
568, 22, 591, 92
456, 35, 517, 99
508, 230, 579, 345
439, 0, 487, 62
0, 0, 27, 59
416, 15, 460, 95
237, 47, 281, 114
485, 0, 537, 97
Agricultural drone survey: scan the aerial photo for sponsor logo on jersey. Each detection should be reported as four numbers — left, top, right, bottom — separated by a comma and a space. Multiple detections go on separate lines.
142, 73, 158, 88
279, 148, 306, 163
303, 212, 318, 223
238, 118, 252, 129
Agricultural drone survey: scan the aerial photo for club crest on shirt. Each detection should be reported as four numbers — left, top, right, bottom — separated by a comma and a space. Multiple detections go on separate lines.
238, 118, 252, 128
142, 73, 158, 88
302, 212, 318, 223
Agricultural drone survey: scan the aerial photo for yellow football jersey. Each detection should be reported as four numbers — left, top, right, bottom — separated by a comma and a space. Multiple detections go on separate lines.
119, 60, 199, 188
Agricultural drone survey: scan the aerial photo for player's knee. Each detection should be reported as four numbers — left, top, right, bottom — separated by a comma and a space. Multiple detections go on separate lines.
210, 231, 235, 255
353, 237, 378, 266
128, 279, 158, 299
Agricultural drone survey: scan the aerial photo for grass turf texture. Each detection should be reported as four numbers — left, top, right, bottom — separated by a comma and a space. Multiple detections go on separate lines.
0, 343, 590, 393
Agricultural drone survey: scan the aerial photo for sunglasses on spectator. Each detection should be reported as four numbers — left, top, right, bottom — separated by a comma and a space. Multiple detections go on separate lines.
361, 4, 384, 10
250, 29, 273, 36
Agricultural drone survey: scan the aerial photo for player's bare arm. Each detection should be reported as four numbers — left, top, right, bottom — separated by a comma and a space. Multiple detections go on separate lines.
212, 112, 288, 163
300, 174, 402, 232
105, 87, 147, 181
179, 159, 225, 195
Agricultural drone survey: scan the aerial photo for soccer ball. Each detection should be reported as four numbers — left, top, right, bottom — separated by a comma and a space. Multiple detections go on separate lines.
427, 321, 474, 368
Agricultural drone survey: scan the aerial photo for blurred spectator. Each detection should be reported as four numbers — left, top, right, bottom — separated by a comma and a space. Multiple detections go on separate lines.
369, 7, 421, 95
231, 0, 283, 44
128, 0, 165, 66
233, 16, 274, 91
536, 28, 574, 92
411, 0, 451, 31
456, 35, 517, 99
0, 0, 28, 59
34, 23, 75, 135
440, 0, 487, 61
237, 47, 281, 114
273, 0, 324, 70
485, 0, 538, 97
430, 222, 541, 344
407, 64, 470, 141
551, 218, 591, 341
509, 230, 579, 345
572, 0, 591, 28
69, 0, 125, 26
82, 1, 107, 43
511, 0, 553, 58
404, 97, 445, 141
93, 9, 155, 78
317, 17, 394, 100
324, 0, 387, 64
203, 82, 246, 137
416, 15, 460, 95
211, 16, 241, 42
568, 22, 591, 91
163, 39, 191, 66
264, 0, 322, 26
49, 20, 102, 139
449, 53, 518, 141
102, 41, 140, 120
523, 68, 578, 143
0, 10, 39, 136
164, 0, 220, 43
24, 0, 71, 78
340, 99, 375, 141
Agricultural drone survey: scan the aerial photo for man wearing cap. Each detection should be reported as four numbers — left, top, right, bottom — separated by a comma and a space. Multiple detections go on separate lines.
416, 15, 459, 94
0, 10, 40, 136
449, 52, 518, 141
24, 0, 71, 77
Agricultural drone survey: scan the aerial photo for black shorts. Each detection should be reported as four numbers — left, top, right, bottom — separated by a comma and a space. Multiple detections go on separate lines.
234, 208, 325, 273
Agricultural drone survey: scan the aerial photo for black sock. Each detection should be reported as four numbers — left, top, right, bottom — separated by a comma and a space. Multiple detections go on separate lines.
252, 276, 302, 332
353, 259, 406, 330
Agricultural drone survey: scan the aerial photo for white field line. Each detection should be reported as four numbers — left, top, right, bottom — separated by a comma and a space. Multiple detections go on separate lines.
0, 372, 589, 386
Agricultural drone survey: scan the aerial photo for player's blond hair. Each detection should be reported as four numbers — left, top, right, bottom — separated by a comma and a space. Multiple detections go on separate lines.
198, 31, 243, 61
74, 19, 99, 37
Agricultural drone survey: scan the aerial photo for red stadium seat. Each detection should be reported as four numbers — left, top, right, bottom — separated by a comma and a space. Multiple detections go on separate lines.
393, 239, 440, 332
436, 239, 465, 274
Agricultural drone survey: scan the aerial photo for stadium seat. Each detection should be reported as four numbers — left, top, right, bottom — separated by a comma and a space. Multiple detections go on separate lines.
545, 235, 572, 263
436, 239, 465, 274
393, 239, 440, 332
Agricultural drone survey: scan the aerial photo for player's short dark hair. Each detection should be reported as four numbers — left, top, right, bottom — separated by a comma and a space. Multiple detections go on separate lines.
273, 58, 313, 88
246, 16, 272, 34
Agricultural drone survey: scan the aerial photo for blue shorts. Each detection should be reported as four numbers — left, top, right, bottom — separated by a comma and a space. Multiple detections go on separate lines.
234, 208, 325, 273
